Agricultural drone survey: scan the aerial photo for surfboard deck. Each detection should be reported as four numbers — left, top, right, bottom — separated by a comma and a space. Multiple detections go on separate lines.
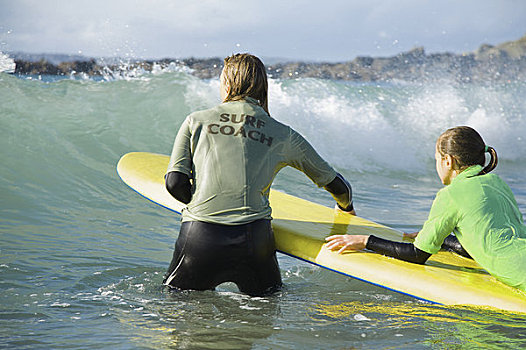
117, 152, 526, 313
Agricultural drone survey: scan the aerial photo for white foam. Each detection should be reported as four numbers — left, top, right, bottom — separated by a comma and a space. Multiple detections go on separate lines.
0, 52, 15, 73
353, 313, 370, 321
50, 302, 71, 308
268, 79, 526, 171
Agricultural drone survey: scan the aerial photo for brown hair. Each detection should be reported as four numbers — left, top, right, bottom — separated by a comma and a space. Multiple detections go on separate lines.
437, 126, 498, 175
222, 53, 269, 114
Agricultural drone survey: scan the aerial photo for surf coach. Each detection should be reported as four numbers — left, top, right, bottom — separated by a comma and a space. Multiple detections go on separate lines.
163, 53, 355, 296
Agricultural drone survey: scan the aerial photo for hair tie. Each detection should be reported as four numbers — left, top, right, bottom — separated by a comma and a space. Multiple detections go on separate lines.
484, 145, 489, 152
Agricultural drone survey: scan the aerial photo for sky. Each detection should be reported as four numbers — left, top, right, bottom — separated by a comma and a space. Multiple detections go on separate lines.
1, 0, 525, 62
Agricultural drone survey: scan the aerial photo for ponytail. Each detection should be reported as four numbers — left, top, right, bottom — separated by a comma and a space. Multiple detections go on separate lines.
437, 126, 499, 175
480, 145, 498, 175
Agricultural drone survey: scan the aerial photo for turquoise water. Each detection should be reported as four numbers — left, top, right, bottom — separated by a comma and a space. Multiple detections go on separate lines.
1, 70, 526, 349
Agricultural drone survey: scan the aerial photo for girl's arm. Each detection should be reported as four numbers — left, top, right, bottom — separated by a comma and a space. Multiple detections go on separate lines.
366, 235, 431, 264
406, 231, 472, 258
441, 234, 472, 259
325, 234, 431, 264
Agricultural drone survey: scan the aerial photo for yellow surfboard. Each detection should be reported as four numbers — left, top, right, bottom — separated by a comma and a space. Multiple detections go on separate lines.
117, 152, 526, 313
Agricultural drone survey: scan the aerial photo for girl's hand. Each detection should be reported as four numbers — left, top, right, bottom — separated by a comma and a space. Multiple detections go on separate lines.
403, 232, 419, 239
325, 235, 368, 254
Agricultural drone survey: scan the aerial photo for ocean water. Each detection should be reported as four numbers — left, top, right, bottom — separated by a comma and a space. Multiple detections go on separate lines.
1, 68, 526, 349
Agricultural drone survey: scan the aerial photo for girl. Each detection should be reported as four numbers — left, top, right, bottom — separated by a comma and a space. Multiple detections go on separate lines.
326, 126, 526, 291
164, 53, 355, 296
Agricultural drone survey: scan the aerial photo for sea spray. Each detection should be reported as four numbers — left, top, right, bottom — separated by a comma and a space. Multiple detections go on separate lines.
3, 70, 525, 173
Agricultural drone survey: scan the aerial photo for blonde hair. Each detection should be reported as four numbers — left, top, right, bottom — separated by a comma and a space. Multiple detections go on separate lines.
437, 126, 498, 175
222, 53, 269, 114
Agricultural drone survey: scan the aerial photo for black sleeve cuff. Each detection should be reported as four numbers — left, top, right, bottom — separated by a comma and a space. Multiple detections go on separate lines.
337, 201, 354, 212
165, 171, 192, 204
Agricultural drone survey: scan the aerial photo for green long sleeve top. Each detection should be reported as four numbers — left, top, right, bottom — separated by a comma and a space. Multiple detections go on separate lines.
415, 165, 526, 291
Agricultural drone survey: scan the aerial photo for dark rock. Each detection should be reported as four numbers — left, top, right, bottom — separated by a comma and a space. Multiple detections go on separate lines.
14, 58, 61, 75
10, 34, 526, 83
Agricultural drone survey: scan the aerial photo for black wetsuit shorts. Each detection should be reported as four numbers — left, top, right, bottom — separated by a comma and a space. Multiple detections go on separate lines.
163, 219, 282, 296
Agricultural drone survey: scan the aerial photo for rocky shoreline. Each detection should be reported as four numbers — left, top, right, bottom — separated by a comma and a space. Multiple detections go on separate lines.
10, 35, 526, 83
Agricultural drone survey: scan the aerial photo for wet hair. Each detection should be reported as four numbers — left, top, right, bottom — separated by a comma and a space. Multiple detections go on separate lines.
437, 126, 498, 175
222, 53, 269, 114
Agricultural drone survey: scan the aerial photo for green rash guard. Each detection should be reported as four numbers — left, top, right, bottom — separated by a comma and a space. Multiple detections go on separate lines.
414, 165, 526, 291
167, 98, 337, 225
